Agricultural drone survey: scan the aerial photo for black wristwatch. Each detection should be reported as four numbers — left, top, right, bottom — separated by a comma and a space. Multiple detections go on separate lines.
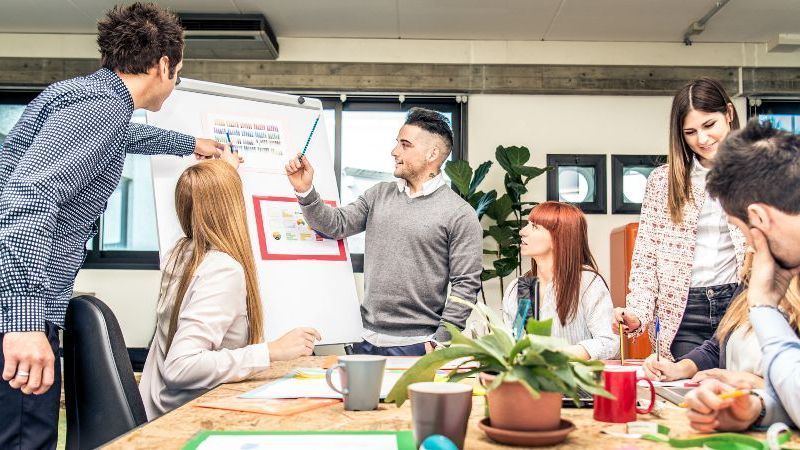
749, 390, 767, 428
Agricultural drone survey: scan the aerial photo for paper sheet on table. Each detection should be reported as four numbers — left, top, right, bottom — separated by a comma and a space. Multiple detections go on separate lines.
195, 396, 339, 416
239, 371, 403, 399
651, 378, 694, 388
384, 356, 479, 371
193, 433, 407, 450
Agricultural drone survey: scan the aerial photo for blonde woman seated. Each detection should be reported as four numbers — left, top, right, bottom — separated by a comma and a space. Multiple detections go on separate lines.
501, 201, 619, 360
642, 254, 800, 388
139, 152, 321, 420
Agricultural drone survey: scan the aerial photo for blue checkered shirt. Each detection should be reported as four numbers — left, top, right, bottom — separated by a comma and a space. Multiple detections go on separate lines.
0, 68, 195, 333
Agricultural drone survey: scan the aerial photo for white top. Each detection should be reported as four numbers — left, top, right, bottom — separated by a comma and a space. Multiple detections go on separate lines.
501, 271, 620, 360
297, 173, 447, 348
139, 244, 270, 420
689, 158, 738, 287
725, 326, 763, 376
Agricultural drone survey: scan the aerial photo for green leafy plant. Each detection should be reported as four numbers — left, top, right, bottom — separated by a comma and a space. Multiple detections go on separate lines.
445, 146, 551, 299
384, 299, 613, 407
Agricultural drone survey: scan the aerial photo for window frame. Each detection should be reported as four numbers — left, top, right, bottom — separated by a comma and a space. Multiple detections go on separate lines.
610, 154, 666, 214
546, 154, 607, 214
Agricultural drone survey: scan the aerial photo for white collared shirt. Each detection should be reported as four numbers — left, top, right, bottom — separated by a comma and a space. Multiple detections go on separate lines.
395, 173, 446, 199
689, 157, 738, 287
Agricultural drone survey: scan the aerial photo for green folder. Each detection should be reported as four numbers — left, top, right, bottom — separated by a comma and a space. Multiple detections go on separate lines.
182, 430, 416, 450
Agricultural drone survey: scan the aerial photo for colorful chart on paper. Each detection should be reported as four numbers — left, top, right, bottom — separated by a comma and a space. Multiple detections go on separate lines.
253, 196, 347, 261
204, 114, 285, 173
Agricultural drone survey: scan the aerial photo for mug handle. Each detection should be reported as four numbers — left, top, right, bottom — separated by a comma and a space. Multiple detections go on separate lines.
636, 376, 655, 414
325, 363, 349, 396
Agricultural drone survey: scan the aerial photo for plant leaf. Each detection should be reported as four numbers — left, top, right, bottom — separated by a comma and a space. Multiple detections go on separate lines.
495, 145, 530, 176
500, 246, 519, 259
469, 161, 493, 196
481, 269, 497, 281
487, 226, 515, 246
474, 190, 497, 218
526, 318, 553, 337
493, 257, 517, 277
514, 165, 550, 182
485, 194, 513, 223
444, 160, 472, 197
507, 181, 527, 199
384, 345, 480, 406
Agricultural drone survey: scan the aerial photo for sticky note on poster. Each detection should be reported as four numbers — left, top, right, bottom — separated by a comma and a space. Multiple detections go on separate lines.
253, 196, 347, 261
205, 114, 286, 173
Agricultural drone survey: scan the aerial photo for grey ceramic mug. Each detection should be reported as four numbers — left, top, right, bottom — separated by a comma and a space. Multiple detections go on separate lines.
409, 382, 473, 449
325, 355, 386, 411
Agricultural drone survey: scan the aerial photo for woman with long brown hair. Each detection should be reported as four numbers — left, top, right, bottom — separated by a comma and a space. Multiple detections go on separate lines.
502, 201, 618, 360
612, 77, 747, 361
139, 153, 320, 419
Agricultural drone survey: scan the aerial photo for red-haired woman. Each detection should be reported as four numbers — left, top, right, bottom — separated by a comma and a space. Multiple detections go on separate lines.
502, 201, 619, 360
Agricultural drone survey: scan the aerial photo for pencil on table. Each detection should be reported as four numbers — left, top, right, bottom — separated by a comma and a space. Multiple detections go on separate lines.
678, 389, 750, 408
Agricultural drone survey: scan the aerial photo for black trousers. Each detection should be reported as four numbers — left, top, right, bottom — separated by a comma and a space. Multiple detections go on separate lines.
670, 282, 737, 359
0, 322, 61, 450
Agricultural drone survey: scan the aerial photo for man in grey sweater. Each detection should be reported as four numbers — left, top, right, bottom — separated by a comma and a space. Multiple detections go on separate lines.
284, 108, 483, 356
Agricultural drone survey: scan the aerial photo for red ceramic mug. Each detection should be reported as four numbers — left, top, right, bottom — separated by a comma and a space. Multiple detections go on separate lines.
593, 365, 655, 423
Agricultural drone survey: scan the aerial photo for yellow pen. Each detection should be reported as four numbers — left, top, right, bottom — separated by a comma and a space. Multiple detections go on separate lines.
679, 389, 750, 408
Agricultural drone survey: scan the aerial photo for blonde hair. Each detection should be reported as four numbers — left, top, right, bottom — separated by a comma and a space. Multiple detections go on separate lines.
716, 252, 800, 341
163, 160, 263, 352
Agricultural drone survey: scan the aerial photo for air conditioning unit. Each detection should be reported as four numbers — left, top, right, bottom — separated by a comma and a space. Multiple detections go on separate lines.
178, 14, 279, 60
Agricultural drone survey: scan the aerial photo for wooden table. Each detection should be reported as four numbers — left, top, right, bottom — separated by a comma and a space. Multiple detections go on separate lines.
105, 356, 797, 449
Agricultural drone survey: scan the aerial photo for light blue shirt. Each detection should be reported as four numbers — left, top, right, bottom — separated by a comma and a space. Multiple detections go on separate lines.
750, 307, 800, 427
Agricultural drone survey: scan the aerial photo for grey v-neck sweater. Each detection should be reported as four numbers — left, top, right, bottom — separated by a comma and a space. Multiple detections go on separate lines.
297, 182, 483, 342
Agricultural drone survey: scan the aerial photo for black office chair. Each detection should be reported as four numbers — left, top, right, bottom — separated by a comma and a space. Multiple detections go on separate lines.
63, 295, 147, 450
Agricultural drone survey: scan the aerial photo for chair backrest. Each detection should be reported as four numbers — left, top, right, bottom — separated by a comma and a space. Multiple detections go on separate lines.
63, 295, 147, 450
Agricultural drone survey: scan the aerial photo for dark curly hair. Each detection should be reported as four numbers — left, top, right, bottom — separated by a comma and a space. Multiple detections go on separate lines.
97, 2, 184, 77
707, 118, 800, 222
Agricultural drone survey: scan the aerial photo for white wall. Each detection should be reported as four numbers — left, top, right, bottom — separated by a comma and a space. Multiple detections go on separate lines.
469, 94, 747, 310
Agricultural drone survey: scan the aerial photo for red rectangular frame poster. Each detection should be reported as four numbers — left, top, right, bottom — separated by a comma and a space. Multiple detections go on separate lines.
252, 196, 347, 261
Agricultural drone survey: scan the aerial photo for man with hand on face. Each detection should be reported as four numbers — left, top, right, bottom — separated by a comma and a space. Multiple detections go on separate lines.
682, 119, 800, 432
285, 108, 482, 357
0, 3, 225, 448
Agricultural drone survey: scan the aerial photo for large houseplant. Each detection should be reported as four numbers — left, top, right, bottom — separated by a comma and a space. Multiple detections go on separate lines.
385, 300, 613, 431
444, 146, 551, 300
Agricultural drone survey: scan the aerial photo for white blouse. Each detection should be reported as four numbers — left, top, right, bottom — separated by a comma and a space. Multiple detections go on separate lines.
725, 327, 763, 376
689, 158, 738, 288
139, 244, 270, 420
501, 271, 619, 360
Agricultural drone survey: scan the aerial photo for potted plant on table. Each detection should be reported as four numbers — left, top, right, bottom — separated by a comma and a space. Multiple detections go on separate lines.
385, 301, 613, 442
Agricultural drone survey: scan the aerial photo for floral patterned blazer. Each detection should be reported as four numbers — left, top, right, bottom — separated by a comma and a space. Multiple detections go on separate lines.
626, 165, 747, 361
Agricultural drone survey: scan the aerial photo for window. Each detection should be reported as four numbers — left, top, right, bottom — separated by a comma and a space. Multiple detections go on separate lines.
546, 154, 607, 214
752, 99, 800, 134
610, 155, 665, 214
337, 99, 463, 262
3, 91, 464, 271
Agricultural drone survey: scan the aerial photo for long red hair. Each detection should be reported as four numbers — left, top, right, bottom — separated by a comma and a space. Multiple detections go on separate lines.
526, 201, 604, 325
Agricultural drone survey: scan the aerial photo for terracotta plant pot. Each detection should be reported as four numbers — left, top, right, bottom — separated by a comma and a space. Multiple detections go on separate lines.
480, 373, 562, 431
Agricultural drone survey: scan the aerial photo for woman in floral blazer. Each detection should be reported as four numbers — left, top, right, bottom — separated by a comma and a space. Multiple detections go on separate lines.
612, 78, 747, 361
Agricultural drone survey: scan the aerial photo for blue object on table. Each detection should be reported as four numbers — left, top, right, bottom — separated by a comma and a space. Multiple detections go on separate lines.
513, 298, 532, 340
420, 435, 459, 450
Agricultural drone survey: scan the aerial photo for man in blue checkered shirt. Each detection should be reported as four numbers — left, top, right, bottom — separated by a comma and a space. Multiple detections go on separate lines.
0, 4, 226, 448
